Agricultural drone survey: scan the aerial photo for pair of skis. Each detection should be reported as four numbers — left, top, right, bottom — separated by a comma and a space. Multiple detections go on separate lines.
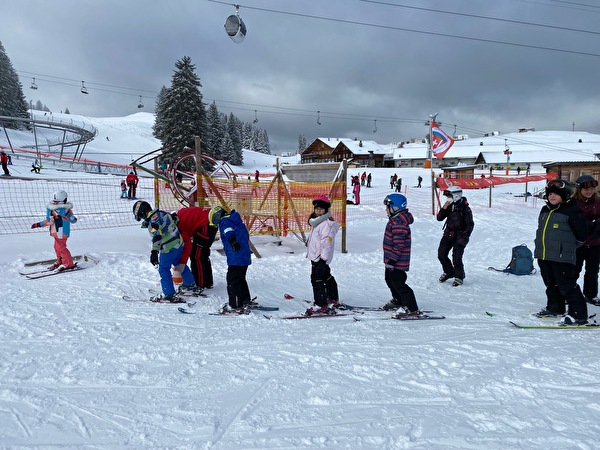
19, 255, 98, 279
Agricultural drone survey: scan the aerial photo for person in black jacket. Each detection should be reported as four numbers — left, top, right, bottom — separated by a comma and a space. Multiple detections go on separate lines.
437, 186, 474, 286
534, 179, 589, 325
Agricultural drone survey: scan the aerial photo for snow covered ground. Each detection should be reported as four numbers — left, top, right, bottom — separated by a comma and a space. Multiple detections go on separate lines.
2, 118, 600, 448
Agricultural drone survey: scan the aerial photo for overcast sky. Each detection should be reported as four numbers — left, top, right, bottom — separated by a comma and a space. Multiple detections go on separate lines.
4, 0, 600, 152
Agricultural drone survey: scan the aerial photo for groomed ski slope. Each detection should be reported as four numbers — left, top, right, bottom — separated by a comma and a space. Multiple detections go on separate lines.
2, 151, 600, 448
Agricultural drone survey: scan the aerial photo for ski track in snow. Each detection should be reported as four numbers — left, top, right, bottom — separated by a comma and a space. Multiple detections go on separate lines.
2, 160, 600, 447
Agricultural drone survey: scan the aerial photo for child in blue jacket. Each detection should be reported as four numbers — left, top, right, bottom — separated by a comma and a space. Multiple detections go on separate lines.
209, 207, 253, 311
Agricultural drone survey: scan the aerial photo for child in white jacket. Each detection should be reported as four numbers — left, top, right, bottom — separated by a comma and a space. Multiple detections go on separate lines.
305, 194, 340, 315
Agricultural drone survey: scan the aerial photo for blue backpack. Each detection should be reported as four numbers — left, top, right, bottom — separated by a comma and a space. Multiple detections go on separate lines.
489, 244, 535, 276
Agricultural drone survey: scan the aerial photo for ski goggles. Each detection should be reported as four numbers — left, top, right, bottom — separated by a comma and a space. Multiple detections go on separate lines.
546, 179, 566, 189
580, 180, 598, 189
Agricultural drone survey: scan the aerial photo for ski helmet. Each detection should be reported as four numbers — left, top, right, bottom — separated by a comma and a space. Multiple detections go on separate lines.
576, 175, 598, 190
443, 185, 462, 202
209, 206, 225, 226
52, 190, 68, 203
384, 193, 408, 215
312, 194, 331, 211
545, 179, 571, 202
133, 200, 152, 222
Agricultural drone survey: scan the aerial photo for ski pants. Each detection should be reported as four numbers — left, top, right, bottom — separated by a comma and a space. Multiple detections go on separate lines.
53, 235, 74, 267
226, 265, 251, 308
310, 259, 339, 307
190, 243, 214, 288
538, 259, 588, 320
575, 245, 600, 299
385, 268, 418, 312
158, 247, 195, 295
127, 183, 137, 198
438, 236, 467, 280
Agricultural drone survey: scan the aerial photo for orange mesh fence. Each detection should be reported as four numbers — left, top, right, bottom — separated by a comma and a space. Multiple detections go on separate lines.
156, 178, 348, 237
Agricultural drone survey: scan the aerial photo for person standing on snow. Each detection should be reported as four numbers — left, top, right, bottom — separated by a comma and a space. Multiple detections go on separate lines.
126, 171, 139, 199
1, 151, 10, 176
175, 206, 218, 290
573, 175, 600, 304
31, 190, 78, 270
132, 201, 200, 303
437, 185, 474, 287
534, 180, 589, 325
209, 206, 254, 312
381, 194, 420, 314
305, 195, 341, 315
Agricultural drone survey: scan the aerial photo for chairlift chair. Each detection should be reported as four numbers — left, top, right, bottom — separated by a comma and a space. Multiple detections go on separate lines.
30, 78, 38, 90
317, 110, 322, 125
253, 110, 258, 124
80, 81, 89, 94
138, 95, 144, 108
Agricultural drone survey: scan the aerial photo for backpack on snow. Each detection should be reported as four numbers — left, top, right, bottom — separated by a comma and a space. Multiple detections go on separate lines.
488, 244, 536, 276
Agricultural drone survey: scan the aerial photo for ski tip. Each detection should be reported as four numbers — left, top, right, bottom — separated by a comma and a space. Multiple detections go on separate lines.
284, 294, 294, 299
486, 311, 495, 317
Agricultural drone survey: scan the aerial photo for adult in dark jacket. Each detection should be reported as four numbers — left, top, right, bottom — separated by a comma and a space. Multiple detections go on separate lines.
573, 175, 600, 303
210, 207, 253, 311
534, 179, 589, 325
436, 186, 474, 286
381, 194, 420, 313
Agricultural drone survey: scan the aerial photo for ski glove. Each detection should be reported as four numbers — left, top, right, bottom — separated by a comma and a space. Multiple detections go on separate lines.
150, 250, 159, 266
31, 222, 41, 229
228, 235, 241, 252
386, 259, 397, 267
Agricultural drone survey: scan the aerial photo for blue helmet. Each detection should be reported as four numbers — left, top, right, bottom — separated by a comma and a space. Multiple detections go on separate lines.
384, 193, 407, 214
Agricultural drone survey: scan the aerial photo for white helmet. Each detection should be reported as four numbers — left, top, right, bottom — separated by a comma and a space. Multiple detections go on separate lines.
443, 185, 462, 202
52, 190, 68, 203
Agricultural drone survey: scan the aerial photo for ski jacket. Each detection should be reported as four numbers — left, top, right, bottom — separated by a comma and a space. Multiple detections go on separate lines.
143, 209, 183, 254
0, 153, 7, 165
306, 212, 339, 264
534, 199, 587, 264
126, 173, 139, 186
218, 210, 251, 266
436, 197, 474, 243
176, 206, 216, 262
575, 197, 600, 247
383, 209, 414, 271
35, 202, 77, 238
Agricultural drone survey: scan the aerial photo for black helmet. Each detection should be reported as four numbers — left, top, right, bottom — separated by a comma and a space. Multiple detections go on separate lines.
133, 200, 152, 221
576, 175, 598, 189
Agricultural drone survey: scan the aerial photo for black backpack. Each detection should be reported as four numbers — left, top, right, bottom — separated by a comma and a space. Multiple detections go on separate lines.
489, 244, 536, 276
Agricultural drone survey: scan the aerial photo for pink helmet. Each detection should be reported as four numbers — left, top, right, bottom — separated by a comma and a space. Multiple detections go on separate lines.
312, 194, 331, 207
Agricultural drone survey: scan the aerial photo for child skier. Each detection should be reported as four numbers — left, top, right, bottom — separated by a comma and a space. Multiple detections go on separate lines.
534, 179, 589, 325
209, 206, 253, 312
120, 180, 128, 198
132, 200, 199, 302
381, 194, 420, 315
305, 194, 340, 315
31, 190, 78, 270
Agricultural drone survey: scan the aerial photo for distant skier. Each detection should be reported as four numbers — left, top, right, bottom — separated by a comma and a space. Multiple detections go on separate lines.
1, 151, 10, 176
126, 171, 139, 199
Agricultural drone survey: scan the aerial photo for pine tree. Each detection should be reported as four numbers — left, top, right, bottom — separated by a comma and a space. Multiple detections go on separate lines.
0, 41, 29, 128
298, 134, 307, 154
226, 113, 243, 165
152, 85, 169, 142
204, 101, 223, 158
154, 56, 207, 162
64, 108, 70, 114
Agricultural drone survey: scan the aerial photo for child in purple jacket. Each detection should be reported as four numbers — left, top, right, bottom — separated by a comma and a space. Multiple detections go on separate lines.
382, 193, 420, 314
